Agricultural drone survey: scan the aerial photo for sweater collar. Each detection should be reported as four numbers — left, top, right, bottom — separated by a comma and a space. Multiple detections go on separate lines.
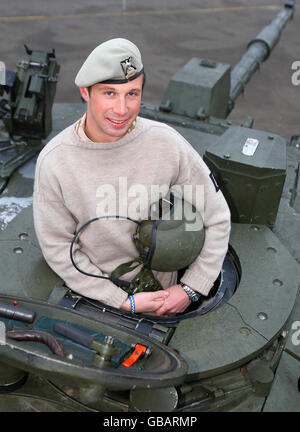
73, 113, 141, 149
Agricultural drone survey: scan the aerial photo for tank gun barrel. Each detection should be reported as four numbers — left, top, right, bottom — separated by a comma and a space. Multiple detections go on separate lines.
228, 1, 295, 113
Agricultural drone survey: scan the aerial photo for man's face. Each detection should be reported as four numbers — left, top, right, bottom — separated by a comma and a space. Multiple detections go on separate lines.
80, 74, 143, 142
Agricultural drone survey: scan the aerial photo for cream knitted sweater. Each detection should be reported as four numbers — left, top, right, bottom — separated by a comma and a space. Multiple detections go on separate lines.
33, 116, 231, 308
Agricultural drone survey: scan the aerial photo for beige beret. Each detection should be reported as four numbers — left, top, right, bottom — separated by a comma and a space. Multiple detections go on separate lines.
75, 38, 144, 87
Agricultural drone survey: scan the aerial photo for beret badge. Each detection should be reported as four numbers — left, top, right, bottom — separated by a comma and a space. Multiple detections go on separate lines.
121, 57, 137, 80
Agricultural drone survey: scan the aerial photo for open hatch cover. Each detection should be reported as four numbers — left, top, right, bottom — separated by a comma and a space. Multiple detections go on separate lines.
0, 294, 187, 392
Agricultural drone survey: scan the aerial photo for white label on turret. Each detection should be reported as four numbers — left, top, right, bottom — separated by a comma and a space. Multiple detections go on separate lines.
242, 138, 259, 156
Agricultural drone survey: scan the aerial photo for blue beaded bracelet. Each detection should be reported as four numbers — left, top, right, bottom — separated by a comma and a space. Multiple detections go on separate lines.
129, 295, 135, 314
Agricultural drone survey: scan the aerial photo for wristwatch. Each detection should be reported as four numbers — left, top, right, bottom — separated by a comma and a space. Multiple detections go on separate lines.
180, 282, 201, 302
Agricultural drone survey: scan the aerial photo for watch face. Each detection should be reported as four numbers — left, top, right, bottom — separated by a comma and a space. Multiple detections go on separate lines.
191, 294, 201, 302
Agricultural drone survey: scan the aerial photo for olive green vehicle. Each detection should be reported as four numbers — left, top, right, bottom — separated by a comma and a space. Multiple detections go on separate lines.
0, 1, 299, 413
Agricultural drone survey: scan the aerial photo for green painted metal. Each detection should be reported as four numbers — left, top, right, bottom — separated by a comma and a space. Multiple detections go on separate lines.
1, 46, 59, 140
203, 127, 286, 226
0, 46, 59, 180
159, 58, 231, 119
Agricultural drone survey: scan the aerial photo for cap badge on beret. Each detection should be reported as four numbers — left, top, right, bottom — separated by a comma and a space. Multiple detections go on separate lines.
120, 57, 137, 80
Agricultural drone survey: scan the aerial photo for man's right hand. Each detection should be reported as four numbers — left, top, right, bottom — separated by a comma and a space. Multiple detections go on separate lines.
120, 290, 169, 314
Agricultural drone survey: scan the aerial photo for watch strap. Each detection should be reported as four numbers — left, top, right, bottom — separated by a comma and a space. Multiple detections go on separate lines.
180, 283, 201, 302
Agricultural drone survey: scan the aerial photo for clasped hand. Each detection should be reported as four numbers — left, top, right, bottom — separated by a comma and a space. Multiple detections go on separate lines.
121, 284, 191, 316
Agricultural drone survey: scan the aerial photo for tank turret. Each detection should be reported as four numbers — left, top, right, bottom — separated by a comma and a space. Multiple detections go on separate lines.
140, 1, 295, 228
144, 1, 294, 121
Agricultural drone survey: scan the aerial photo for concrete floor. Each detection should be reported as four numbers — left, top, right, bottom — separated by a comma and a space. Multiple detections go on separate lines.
0, 0, 299, 140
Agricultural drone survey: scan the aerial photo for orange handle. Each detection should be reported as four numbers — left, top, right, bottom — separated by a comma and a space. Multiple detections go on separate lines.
122, 344, 147, 368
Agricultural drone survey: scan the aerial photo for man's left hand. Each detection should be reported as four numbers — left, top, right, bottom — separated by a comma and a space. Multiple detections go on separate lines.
155, 284, 191, 316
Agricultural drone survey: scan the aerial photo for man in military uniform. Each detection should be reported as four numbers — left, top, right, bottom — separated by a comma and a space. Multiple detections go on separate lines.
33, 38, 231, 316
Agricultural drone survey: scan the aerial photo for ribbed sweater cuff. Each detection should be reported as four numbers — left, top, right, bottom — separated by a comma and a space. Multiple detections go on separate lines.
180, 270, 214, 296
103, 288, 128, 308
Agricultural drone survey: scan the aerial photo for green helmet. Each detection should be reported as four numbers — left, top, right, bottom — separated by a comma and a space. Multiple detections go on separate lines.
71, 191, 205, 295
133, 193, 205, 272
